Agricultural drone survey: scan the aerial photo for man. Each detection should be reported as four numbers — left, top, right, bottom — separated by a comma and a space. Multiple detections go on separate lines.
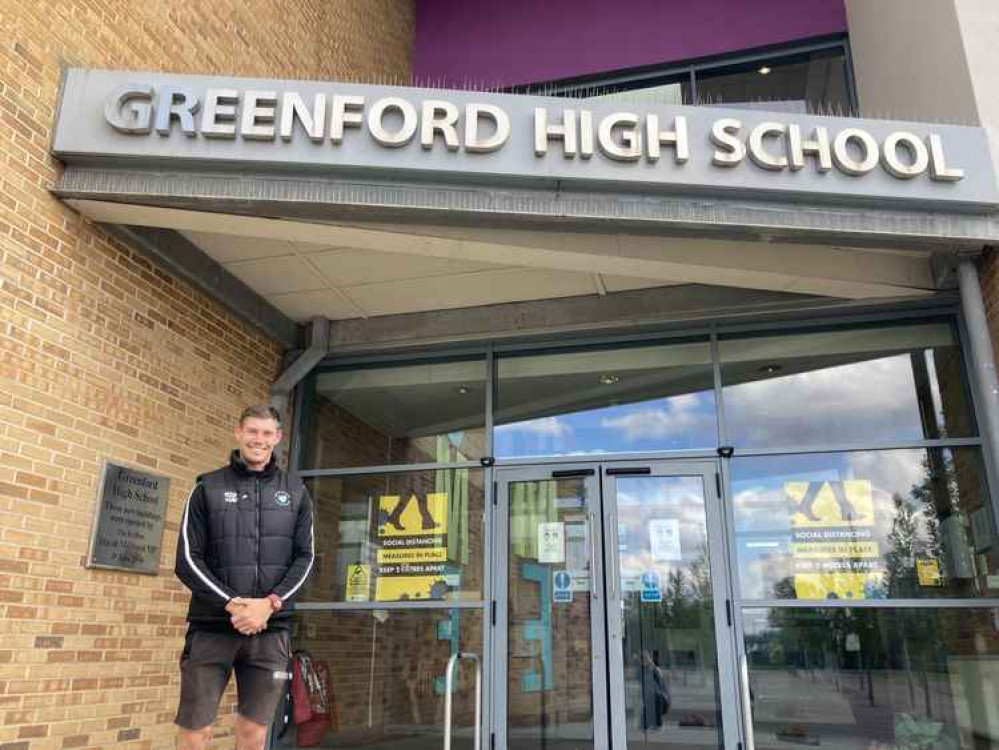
174, 405, 315, 750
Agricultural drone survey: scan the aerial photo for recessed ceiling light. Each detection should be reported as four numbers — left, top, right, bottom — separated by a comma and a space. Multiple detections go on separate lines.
759, 363, 783, 375
758, 66, 772, 75
457, 386, 470, 395
598, 373, 620, 385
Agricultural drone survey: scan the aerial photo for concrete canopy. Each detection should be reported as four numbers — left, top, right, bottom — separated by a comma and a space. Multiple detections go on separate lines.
69, 199, 939, 332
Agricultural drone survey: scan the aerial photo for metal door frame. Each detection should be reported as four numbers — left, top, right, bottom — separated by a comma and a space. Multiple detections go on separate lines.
601, 459, 743, 750
492, 459, 744, 750
493, 463, 611, 750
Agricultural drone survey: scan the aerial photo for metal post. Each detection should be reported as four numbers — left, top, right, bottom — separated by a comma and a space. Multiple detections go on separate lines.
957, 257, 999, 469
270, 317, 330, 468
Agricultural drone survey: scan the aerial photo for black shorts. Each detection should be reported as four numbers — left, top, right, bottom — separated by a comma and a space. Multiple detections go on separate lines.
175, 627, 290, 730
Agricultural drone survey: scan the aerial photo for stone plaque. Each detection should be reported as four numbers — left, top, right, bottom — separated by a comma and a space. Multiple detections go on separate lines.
86, 461, 170, 574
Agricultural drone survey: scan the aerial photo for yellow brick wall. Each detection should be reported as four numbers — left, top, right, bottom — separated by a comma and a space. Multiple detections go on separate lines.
0, 2, 415, 748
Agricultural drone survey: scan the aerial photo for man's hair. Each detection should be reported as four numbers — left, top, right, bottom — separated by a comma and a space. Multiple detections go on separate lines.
238, 404, 282, 428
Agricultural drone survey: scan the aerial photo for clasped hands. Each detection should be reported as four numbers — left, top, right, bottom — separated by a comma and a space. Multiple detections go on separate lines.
225, 597, 272, 635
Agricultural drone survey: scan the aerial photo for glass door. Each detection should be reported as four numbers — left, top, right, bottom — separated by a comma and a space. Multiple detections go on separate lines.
496, 466, 609, 750
495, 462, 741, 750
602, 462, 741, 750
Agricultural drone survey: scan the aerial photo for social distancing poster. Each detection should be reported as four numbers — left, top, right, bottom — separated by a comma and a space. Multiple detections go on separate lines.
786, 480, 882, 600
374, 492, 450, 601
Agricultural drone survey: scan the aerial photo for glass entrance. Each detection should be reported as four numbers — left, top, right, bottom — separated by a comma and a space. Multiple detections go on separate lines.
497, 467, 609, 750
496, 462, 741, 750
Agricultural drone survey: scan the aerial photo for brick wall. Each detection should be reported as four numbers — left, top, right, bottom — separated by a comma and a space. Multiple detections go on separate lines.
0, 2, 415, 748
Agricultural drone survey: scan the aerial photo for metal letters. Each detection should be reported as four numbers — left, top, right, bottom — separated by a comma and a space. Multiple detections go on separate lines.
100, 81, 968, 182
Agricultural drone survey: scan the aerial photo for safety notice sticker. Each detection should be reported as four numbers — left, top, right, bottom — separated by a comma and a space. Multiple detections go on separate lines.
553, 570, 573, 603
649, 519, 681, 561
640, 571, 662, 603
538, 522, 565, 563
345, 563, 370, 602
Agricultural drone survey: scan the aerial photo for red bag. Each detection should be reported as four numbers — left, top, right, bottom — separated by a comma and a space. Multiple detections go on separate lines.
297, 716, 332, 747
291, 655, 314, 725
291, 652, 336, 747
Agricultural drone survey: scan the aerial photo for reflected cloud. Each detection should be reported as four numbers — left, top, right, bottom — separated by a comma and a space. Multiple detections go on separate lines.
725, 355, 925, 445
847, 450, 925, 496
496, 416, 573, 437
600, 393, 712, 442
732, 486, 792, 534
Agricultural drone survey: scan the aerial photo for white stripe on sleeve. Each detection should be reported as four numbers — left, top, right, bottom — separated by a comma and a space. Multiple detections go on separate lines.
180, 485, 230, 602
279, 509, 315, 600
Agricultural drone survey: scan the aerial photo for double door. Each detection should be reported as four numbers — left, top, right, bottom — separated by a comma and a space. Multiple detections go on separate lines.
495, 461, 744, 750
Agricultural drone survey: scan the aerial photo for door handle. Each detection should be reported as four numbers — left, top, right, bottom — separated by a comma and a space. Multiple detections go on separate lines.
444, 652, 482, 750
609, 512, 619, 600
589, 512, 599, 600
739, 653, 756, 750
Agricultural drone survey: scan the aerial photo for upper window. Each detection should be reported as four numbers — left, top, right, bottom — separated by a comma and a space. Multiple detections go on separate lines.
582, 73, 693, 107
495, 338, 717, 458
550, 40, 854, 116
720, 321, 975, 450
302, 356, 486, 470
694, 46, 850, 114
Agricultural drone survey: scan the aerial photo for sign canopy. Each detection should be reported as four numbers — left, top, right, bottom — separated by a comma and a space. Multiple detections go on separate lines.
53, 68, 999, 214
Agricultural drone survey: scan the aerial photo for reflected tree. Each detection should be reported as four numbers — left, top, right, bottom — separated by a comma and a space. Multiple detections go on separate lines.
885, 492, 920, 598
908, 452, 953, 580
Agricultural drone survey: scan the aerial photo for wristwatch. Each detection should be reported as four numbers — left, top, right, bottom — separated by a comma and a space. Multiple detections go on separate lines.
267, 593, 283, 612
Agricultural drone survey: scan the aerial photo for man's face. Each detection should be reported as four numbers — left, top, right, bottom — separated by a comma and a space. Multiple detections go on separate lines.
234, 416, 282, 468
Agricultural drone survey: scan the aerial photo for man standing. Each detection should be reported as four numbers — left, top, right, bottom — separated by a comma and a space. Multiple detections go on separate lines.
174, 405, 315, 749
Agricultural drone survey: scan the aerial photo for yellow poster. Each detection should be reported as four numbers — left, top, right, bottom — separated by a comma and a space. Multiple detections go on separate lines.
917, 558, 942, 587
345, 563, 370, 602
375, 492, 450, 601
792, 572, 868, 600
375, 574, 448, 601
377, 546, 448, 564
378, 492, 448, 537
787, 480, 874, 528
790, 540, 880, 558
785, 480, 881, 600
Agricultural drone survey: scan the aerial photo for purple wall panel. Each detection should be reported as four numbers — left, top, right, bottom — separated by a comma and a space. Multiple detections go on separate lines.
413, 0, 847, 88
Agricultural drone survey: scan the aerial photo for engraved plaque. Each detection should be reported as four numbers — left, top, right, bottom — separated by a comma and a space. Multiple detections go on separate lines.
86, 461, 170, 574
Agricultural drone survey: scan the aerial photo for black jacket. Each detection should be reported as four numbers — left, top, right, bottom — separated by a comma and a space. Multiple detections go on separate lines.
175, 450, 315, 626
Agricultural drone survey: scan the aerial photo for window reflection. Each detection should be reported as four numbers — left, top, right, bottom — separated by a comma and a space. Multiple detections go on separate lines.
695, 47, 850, 113
742, 607, 999, 750
579, 75, 692, 106
304, 358, 486, 469
615, 476, 723, 750
496, 340, 717, 458
277, 610, 481, 750
557, 45, 851, 115
721, 322, 975, 449
302, 470, 484, 604
731, 449, 998, 601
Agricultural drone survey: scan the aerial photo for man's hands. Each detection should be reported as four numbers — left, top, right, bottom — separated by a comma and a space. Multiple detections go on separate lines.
225, 597, 273, 635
